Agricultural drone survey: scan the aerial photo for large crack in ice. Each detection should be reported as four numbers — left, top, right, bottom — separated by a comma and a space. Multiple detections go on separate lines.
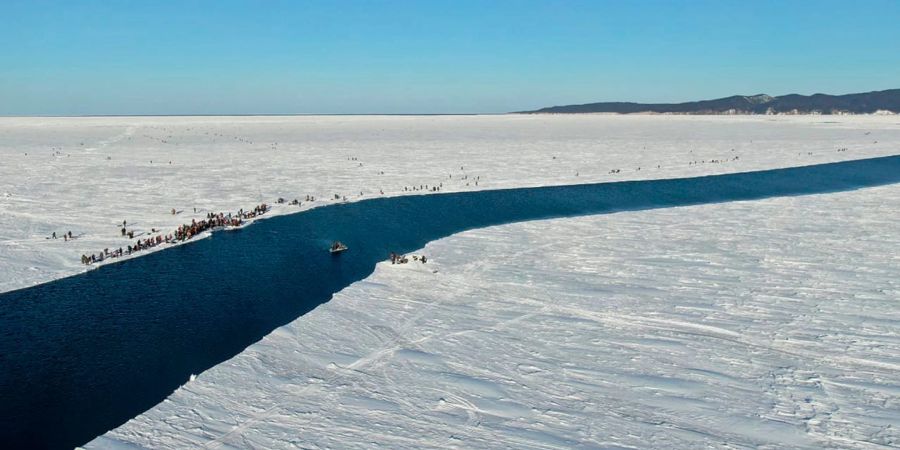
1, 155, 899, 448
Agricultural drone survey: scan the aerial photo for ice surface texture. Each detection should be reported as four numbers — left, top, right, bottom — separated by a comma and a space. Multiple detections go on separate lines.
95, 172, 900, 449
2, 155, 899, 448
3, 115, 899, 293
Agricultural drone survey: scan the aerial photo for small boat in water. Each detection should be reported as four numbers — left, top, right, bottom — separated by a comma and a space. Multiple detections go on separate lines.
329, 241, 348, 254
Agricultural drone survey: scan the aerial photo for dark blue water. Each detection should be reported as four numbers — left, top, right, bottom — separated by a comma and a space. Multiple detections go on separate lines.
1, 155, 899, 449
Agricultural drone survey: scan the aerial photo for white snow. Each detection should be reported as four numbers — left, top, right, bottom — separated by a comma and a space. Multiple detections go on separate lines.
4, 114, 900, 448
89, 182, 900, 449
2, 114, 899, 293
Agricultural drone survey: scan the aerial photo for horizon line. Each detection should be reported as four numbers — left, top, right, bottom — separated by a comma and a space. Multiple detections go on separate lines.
0, 112, 511, 118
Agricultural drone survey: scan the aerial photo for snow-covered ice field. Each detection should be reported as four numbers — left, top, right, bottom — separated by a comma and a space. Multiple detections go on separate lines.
90, 182, 900, 449
2, 114, 899, 293
2, 115, 899, 448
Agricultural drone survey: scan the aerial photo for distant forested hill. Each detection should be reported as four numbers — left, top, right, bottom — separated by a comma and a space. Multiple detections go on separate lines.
520, 89, 900, 114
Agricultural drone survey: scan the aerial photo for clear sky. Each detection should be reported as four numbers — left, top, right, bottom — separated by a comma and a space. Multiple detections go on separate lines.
2, 0, 898, 115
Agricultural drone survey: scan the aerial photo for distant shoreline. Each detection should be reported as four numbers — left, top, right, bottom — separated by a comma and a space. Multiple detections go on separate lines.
3, 111, 898, 119
519, 88, 900, 115
521, 111, 899, 116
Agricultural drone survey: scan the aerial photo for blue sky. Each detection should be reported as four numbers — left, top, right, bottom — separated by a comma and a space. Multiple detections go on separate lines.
2, 0, 898, 115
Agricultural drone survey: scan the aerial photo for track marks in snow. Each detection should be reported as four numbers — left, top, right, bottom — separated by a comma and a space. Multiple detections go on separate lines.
93, 183, 900, 449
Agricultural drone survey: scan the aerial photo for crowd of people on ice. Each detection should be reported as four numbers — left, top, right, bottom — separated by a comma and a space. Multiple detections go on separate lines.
389, 252, 426, 265
68, 151, 736, 267
80, 203, 268, 265
49, 137, 867, 270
